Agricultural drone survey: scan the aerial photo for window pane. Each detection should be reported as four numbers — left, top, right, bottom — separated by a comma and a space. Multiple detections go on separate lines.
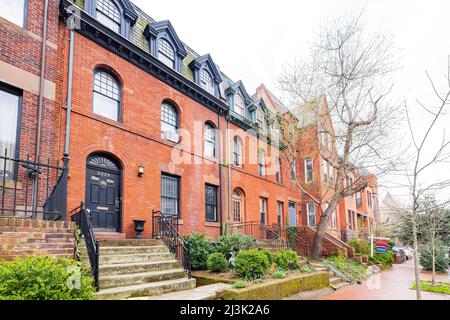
93, 92, 119, 121
0, 0, 24, 26
0, 89, 19, 178
158, 39, 175, 69
200, 69, 214, 94
205, 185, 218, 222
204, 124, 216, 158
161, 103, 178, 141
93, 71, 120, 121
234, 94, 244, 116
96, 0, 120, 33
161, 175, 179, 217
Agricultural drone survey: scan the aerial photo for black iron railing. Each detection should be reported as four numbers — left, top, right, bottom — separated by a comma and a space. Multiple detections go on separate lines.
71, 203, 100, 291
271, 224, 309, 256
0, 149, 68, 220
228, 221, 288, 251
152, 210, 191, 278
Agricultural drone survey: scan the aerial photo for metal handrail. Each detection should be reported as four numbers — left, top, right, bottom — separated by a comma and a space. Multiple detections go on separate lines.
228, 221, 288, 251
272, 224, 309, 256
71, 203, 100, 290
152, 210, 191, 278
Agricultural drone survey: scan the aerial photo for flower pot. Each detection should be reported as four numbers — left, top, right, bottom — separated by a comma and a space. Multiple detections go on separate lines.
133, 220, 146, 239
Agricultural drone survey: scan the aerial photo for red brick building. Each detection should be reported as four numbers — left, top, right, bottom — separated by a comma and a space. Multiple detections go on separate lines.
0, 0, 381, 249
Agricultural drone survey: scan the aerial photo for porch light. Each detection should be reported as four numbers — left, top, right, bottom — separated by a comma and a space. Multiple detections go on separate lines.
138, 164, 144, 177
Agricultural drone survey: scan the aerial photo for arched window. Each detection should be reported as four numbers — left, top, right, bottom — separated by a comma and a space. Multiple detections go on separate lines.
200, 69, 214, 94
233, 136, 243, 166
161, 102, 179, 142
258, 150, 266, 177
96, 0, 121, 33
93, 69, 121, 121
234, 93, 245, 116
158, 38, 175, 69
204, 123, 216, 158
233, 189, 244, 223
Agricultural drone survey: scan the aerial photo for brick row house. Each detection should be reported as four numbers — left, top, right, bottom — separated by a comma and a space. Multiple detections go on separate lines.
0, 0, 381, 253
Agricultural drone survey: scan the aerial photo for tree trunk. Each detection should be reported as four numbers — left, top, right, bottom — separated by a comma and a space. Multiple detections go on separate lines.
431, 237, 436, 287
311, 196, 340, 260
411, 216, 422, 300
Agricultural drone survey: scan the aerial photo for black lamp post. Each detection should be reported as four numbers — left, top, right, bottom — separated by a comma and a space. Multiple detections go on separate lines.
133, 220, 146, 239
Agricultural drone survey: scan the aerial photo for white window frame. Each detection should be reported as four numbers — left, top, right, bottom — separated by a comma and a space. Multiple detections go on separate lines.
306, 202, 316, 227
259, 197, 267, 225
304, 158, 313, 183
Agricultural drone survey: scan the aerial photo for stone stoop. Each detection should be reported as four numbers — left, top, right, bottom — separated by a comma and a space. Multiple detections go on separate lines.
0, 218, 76, 261
80, 239, 195, 300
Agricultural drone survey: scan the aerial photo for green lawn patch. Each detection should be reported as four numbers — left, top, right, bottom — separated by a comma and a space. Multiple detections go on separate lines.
411, 280, 450, 295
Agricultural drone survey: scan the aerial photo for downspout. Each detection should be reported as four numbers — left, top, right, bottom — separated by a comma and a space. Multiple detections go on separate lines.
35, 0, 49, 160
218, 112, 223, 235
65, 30, 75, 155
226, 120, 231, 230
32, 0, 49, 216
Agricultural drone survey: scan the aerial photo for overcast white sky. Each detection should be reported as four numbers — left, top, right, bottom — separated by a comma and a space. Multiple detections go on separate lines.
133, 0, 450, 204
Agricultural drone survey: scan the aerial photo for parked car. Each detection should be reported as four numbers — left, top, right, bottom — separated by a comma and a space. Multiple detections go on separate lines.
392, 246, 414, 260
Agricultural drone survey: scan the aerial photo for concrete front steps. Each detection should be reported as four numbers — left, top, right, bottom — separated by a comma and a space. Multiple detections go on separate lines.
79, 239, 195, 300
309, 262, 351, 291
0, 218, 76, 261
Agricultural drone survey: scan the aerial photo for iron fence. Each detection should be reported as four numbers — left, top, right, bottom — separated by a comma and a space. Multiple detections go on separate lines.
0, 149, 68, 220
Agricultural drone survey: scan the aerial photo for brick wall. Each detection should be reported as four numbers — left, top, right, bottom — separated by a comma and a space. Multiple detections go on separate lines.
0, 218, 76, 261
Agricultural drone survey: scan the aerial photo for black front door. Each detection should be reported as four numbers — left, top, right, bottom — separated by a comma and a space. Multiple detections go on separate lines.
85, 155, 121, 231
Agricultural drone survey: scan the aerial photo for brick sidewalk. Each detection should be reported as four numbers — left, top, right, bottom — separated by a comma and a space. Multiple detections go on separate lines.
319, 260, 450, 300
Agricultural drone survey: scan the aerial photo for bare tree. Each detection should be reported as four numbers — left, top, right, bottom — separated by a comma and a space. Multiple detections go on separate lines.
403, 61, 450, 299
278, 14, 401, 260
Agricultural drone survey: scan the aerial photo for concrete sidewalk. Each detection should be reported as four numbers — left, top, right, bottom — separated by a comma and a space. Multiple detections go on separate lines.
319, 260, 449, 300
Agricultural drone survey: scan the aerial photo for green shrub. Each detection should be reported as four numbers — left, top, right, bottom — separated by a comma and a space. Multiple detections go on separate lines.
419, 245, 450, 273
369, 252, 394, 268
259, 249, 274, 265
324, 255, 367, 282
272, 269, 286, 279
184, 233, 213, 270
231, 280, 247, 289
273, 250, 299, 270
0, 256, 95, 300
348, 238, 371, 255
234, 249, 270, 280
215, 234, 257, 259
206, 253, 228, 272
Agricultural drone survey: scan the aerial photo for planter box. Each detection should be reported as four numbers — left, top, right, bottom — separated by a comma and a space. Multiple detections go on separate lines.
219, 272, 329, 300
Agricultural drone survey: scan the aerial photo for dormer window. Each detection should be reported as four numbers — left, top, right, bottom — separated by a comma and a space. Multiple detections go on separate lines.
96, 0, 121, 33
200, 69, 214, 94
234, 94, 245, 116
144, 20, 187, 73
257, 110, 265, 129
158, 38, 175, 69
